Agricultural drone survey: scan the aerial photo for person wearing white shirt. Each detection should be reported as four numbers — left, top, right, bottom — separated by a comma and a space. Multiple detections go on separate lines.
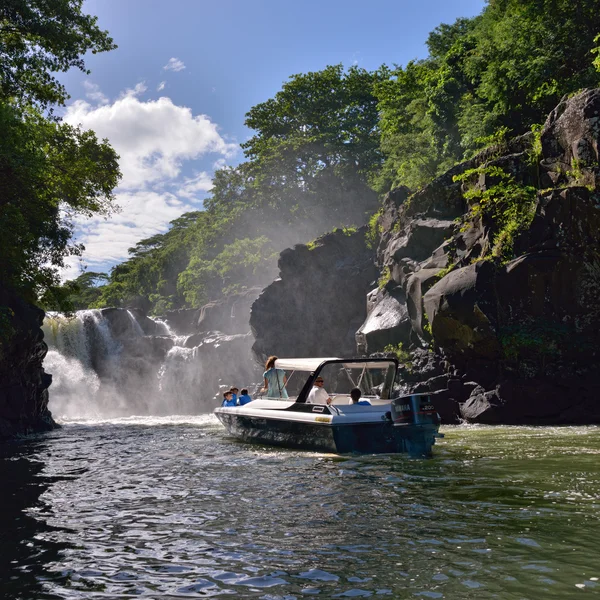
306, 377, 332, 405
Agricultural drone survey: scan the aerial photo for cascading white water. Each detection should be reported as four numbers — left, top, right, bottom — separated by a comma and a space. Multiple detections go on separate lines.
43, 308, 258, 420
42, 309, 221, 419
126, 310, 145, 336
43, 310, 122, 419
151, 317, 172, 336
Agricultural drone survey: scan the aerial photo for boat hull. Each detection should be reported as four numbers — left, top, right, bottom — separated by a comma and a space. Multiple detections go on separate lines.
215, 409, 439, 456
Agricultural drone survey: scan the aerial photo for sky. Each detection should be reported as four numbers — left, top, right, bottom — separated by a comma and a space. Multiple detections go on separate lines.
59, 0, 486, 279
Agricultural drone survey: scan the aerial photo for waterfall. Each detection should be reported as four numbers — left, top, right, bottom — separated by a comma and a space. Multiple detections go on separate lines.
43, 308, 260, 420
42, 310, 122, 419
126, 310, 145, 336
151, 317, 172, 336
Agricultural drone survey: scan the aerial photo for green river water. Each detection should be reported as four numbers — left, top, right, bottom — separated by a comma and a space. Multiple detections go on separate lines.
1, 418, 599, 599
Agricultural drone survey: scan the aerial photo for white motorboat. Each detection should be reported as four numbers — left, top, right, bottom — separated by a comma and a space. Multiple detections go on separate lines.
214, 357, 442, 456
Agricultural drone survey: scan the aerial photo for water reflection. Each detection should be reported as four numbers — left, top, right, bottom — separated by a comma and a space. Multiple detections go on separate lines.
0, 436, 73, 599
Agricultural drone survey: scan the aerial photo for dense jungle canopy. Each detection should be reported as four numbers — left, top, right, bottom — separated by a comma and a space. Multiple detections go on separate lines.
2, 0, 600, 315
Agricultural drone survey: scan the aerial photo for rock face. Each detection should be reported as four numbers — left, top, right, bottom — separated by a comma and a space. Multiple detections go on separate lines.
365, 88, 600, 424
0, 289, 56, 437
196, 287, 262, 334
250, 227, 378, 363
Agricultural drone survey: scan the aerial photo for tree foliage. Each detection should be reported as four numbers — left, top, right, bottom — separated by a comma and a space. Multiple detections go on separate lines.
0, 0, 120, 310
63, 0, 600, 314
0, 0, 116, 108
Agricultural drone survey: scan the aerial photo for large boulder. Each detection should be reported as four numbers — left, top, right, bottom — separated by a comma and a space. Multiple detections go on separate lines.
423, 261, 501, 361
541, 88, 600, 185
251, 227, 378, 362
355, 287, 412, 354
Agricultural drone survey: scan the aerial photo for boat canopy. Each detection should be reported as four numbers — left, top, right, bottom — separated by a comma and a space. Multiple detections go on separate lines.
274, 357, 397, 372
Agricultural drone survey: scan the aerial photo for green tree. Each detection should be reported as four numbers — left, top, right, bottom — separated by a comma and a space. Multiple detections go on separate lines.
0, 102, 120, 304
0, 1, 120, 312
0, 0, 115, 108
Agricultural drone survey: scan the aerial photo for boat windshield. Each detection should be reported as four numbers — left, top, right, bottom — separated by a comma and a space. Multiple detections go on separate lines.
313, 361, 396, 400
270, 359, 397, 402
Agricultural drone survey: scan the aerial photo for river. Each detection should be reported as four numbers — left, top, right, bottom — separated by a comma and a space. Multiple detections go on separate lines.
1, 420, 599, 599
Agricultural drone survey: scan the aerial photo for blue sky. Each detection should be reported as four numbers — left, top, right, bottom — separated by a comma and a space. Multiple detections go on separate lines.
60, 0, 486, 278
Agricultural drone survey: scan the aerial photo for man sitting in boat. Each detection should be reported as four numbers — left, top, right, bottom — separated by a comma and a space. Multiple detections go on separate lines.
221, 391, 236, 407
306, 377, 332, 405
238, 388, 252, 405
349, 387, 371, 406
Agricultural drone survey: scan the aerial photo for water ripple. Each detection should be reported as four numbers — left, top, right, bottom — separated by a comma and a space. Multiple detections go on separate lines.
1, 421, 599, 598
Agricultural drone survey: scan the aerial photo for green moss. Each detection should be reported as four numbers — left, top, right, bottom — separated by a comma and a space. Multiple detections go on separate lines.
436, 263, 456, 280
365, 208, 383, 249
384, 343, 412, 370
566, 158, 586, 184
378, 266, 392, 289
530, 123, 543, 160
453, 165, 537, 264
500, 322, 568, 361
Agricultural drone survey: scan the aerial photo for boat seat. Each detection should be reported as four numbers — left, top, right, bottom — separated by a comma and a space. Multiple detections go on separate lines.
330, 395, 350, 405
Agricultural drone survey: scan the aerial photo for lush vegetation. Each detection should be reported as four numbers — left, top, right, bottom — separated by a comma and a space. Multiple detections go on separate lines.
453, 165, 538, 263
88, 66, 385, 311
0, 0, 120, 309
83, 0, 600, 314
3, 0, 600, 316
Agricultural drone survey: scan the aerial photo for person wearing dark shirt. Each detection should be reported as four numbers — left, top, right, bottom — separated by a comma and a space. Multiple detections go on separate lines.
349, 387, 371, 406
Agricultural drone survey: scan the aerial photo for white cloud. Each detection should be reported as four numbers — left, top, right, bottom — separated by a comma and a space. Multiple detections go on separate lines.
157, 81, 166, 91
83, 81, 108, 105
177, 172, 213, 200
64, 95, 237, 189
119, 82, 147, 99
61, 187, 201, 279
163, 57, 186, 72
60, 87, 238, 280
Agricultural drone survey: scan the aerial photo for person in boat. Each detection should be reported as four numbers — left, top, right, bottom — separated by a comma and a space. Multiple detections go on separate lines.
349, 387, 371, 406
306, 377, 332, 405
261, 355, 288, 398
238, 388, 252, 405
221, 391, 236, 407
229, 387, 239, 404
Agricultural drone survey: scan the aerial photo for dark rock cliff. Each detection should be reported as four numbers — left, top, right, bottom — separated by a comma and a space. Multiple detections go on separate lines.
250, 227, 378, 363
0, 289, 56, 437
369, 89, 600, 424
248, 89, 600, 425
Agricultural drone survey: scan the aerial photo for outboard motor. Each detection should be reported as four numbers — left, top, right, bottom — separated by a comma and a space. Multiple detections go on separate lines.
390, 393, 440, 427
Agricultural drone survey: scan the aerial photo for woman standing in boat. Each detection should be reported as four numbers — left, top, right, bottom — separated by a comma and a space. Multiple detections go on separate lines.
262, 355, 288, 398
